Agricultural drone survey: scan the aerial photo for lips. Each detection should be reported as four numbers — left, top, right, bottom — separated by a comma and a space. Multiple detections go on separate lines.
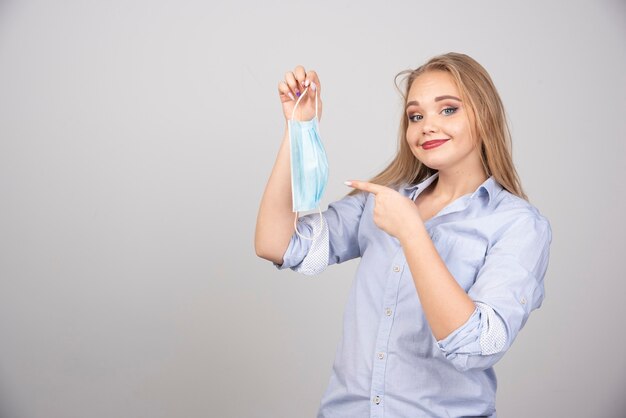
421, 139, 449, 150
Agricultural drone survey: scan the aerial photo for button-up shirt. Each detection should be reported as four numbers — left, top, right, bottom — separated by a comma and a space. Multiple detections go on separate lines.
277, 174, 552, 418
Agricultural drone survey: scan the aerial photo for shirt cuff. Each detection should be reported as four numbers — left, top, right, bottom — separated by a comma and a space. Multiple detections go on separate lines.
274, 213, 329, 276
437, 302, 508, 357
437, 307, 482, 357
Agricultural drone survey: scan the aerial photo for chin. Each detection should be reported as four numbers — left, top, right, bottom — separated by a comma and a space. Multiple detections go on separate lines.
414, 154, 448, 171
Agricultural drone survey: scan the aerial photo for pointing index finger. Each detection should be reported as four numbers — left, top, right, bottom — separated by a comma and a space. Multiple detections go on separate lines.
345, 180, 384, 195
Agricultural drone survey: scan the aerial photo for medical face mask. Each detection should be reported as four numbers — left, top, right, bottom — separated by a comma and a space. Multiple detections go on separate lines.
288, 86, 328, 239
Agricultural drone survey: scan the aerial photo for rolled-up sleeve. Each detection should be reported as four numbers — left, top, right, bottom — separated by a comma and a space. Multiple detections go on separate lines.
276, 214, 329, 275
437, 213, 552, 372
276, 191, 368, 274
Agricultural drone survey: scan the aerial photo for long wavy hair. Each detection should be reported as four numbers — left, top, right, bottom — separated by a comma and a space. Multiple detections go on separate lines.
353, 52, 526, 199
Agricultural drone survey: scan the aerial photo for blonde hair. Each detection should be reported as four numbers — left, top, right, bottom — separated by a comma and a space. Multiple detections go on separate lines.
353, 52, 526, 199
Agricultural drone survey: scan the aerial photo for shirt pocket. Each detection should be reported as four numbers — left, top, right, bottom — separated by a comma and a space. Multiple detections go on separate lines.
431, 230, 488, 292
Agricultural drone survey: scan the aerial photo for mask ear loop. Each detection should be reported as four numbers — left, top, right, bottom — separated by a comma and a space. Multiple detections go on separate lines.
294, 207, 324, 241
288, 86, 324, 241
288, 85, 317, 121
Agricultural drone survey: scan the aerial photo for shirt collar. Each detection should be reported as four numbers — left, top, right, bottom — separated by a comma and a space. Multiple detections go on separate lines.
403, 173, 503, 203
402, 172, 438, 200
472, 176, 502, 203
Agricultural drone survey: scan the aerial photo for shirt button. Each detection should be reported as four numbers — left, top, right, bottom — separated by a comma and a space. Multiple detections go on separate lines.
385, 308, 392, 316
377, 352, 385, 360
373, 395, 381, 405
520, 297, 527, 305
393, 265, 400, 272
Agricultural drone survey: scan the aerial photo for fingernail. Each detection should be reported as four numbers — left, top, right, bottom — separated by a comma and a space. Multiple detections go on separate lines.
304, 80, 310, 87
288, 92, 295, 101
296, 91, 300, 97
344, 181, 353, 186
311, 82, 317, 92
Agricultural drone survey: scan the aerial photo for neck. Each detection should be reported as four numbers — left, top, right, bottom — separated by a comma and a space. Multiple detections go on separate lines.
432, 168, 488, 201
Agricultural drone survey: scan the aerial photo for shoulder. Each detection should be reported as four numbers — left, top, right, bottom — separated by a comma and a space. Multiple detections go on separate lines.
490, 187, 552, 242
493, 187, 547, 219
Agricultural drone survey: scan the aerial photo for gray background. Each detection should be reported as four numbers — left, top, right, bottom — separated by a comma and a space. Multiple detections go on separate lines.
0, 0, 625, 417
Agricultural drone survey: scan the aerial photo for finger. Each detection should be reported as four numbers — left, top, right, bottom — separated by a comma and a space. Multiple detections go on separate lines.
294, 65, 306, 91
304, 70, 320, 94
284, 71, 300, 97
278, 81, 296, 101
344, 180, 386, 195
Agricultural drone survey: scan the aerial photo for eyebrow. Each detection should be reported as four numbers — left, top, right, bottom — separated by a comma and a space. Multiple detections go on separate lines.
405, 95, 462, 110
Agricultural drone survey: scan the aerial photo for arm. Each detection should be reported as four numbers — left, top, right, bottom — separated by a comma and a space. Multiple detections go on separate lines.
254, 126, 297, 264
346, 180, 475, 340
346, 181, 552, 372
436, 214, 552, 371
400, 221, 477, 340
254, 66, 321, 264
278, 191, 368, 274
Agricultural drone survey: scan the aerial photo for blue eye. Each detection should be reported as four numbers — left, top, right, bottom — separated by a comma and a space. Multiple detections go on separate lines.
408, 114, 423, 122
442, 107, 458, 115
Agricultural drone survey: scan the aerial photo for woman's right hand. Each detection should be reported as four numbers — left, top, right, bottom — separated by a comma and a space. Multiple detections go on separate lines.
278, 66, 322, 122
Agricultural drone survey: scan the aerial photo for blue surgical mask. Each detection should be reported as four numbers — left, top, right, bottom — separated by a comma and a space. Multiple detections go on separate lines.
288, 86, 328, 238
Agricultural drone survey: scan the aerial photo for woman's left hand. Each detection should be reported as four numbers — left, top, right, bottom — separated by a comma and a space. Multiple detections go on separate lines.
346, 180, 424, 242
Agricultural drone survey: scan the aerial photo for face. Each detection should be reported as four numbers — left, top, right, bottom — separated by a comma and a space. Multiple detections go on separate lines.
405, 71, 483, 175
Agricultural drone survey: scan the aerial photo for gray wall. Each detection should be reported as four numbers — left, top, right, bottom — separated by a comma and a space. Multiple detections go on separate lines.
1, 0, 625, 417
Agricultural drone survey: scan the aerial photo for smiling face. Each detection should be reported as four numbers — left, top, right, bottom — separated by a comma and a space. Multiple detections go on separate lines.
405, 70, 484, 176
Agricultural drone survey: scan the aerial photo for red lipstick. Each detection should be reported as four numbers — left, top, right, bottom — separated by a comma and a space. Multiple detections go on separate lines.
421, 139, 448, 150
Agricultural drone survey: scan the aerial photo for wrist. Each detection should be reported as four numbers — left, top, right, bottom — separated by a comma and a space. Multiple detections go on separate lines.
398, 218, 428, 247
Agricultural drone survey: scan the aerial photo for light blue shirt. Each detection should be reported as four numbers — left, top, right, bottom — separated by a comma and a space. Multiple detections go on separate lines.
277, 173, 552, 418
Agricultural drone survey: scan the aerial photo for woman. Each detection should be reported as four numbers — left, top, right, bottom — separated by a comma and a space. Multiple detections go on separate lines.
255, 52, 551, 418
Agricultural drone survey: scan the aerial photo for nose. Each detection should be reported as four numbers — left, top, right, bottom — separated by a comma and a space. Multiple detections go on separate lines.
421, 114, 438, 135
